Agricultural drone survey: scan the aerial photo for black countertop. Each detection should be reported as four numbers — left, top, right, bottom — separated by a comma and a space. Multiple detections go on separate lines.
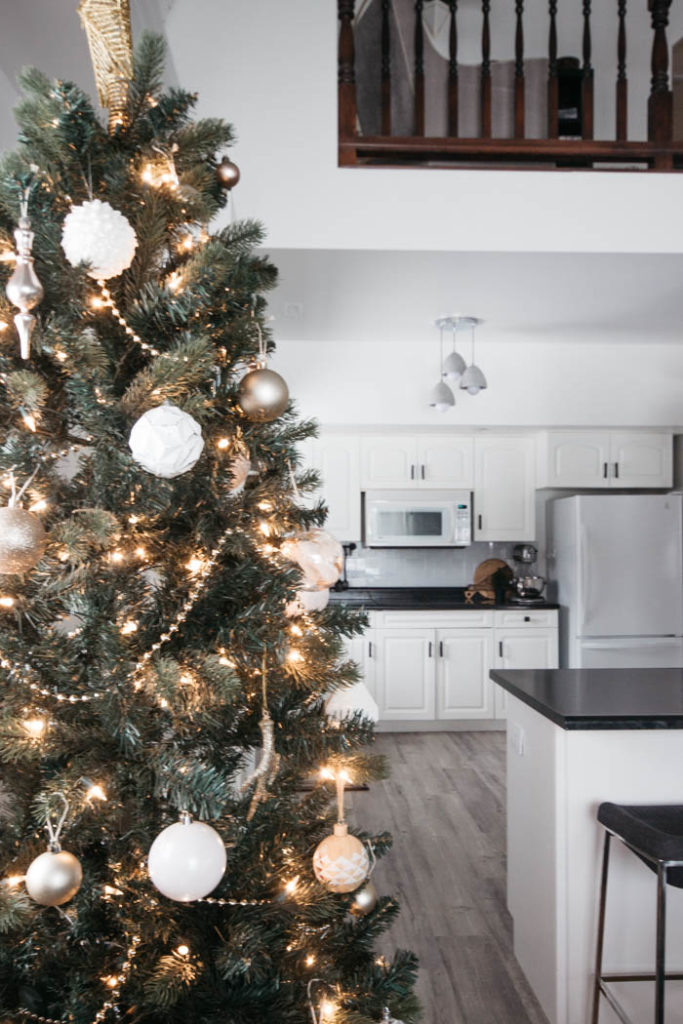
328, 587, 558, 611
490, 668, 683, 730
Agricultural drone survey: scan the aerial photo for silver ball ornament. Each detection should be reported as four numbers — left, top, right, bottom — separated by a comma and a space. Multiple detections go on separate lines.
0, 507, 47, 574
237, 367, 289, 423
25, 849, 82, 906
349, 879, 378, 917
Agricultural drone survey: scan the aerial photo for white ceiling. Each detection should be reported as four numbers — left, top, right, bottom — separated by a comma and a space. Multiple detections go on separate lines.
265, 248, 683, 345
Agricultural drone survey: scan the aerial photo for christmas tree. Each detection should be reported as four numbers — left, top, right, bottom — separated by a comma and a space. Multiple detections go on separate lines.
0, 21, 419, 1024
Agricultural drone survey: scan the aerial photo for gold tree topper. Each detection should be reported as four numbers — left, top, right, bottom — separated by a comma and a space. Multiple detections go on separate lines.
77, 0, 133, 131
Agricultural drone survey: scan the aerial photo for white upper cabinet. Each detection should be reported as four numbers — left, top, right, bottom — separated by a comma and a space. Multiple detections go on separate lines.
538, 431, 672, 489
474, 435, 536, 542
306, 434, 361, 541
360, 435, 474, 489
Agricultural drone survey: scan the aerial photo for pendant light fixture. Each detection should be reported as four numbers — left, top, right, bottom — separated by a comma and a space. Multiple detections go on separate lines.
458, 316, 487, 396
435, 315, 467, 383
429, 325, 455, 412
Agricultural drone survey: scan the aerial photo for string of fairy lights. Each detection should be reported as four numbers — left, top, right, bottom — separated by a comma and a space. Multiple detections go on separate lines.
0, 148, 383, 1024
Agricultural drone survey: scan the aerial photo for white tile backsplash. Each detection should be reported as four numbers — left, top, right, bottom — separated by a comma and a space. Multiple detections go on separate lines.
347, 541, 519, 588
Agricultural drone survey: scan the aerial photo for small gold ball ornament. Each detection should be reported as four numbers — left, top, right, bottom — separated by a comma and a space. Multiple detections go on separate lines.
349, 879, 378, 917
0, 506, 47, 574
313, 821, 370, 894
216, 156, 241, 190
237, 367, 289, 423
25, 849, 83, 907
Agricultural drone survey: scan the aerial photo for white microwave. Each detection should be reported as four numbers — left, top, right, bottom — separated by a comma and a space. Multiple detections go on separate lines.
363, 490, 472, 548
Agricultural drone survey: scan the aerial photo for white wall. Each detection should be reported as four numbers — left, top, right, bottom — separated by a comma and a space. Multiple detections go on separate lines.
165, 0, 683, 256
274, 336, 683, 428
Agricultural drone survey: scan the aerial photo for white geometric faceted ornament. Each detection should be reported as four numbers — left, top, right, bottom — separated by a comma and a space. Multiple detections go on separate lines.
313, 821, 370, 894
148, 816, 227, 902
326, 681, 379, 724
281, 528, 343, 591
129, 403, 204, 479
61, 199, 137, 280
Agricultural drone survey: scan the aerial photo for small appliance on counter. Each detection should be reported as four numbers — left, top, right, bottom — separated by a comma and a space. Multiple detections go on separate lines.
332, 543, 356, 591
509, 543, 547, 605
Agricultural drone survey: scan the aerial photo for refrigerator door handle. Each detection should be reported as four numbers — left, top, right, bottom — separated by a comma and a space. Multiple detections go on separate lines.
579, 524, 592, 634
581, 637, 678, 648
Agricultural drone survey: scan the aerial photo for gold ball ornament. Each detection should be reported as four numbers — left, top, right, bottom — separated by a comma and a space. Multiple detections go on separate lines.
313, 822, 370, 894
216, 156, 241, 190
237, 367, 289, 423
25, 849, 83, 907
0, 506, 47, 574
349, 879, 378, 917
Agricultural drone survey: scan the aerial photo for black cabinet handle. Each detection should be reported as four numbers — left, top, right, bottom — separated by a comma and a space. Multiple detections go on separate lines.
478, 514, 483, 530
524, 615, 531, 622
410, 464, 415, 480
428, 641, 433, 658
498, 641, 504, 657
368, 641, 373, 658
603, 462, 608, 479
614, 462, 619, 479
439, 641, 444, 658
421, 464, 425, 480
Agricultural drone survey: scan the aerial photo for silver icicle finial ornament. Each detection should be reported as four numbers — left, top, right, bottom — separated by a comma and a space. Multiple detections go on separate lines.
6, 184, 44, 360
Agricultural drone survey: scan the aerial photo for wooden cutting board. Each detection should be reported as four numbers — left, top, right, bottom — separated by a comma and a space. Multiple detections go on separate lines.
466, 558, 513, 604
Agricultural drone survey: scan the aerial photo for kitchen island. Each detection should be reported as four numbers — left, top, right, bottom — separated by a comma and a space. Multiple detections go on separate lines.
490, 668, 683, 1024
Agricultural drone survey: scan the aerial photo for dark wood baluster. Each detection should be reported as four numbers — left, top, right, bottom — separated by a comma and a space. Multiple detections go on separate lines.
338, 0, 357, 164
515, 0, 525, 138
582, 0, 594, 139
616, 0, 627, 140
648, 0, 673, 144
415, 0, 425, 136
381, 0, 391, 135
481, 0, 492, 137
548, 0, 558, 138
448, 0, 458, 137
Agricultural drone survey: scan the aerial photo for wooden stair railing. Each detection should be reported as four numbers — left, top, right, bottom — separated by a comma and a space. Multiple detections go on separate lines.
338, 0, 683, 171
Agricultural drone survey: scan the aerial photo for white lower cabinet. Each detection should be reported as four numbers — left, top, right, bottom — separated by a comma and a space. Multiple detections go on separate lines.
346, 609, 559, 727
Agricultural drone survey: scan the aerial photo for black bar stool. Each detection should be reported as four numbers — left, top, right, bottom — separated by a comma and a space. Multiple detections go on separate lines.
592, 802, 683, 1024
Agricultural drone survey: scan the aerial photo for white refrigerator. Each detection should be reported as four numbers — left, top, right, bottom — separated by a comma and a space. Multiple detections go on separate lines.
550, 494, 683, 668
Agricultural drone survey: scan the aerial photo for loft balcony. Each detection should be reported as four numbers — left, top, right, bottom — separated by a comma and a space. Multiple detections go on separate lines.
338, 0, 683, 171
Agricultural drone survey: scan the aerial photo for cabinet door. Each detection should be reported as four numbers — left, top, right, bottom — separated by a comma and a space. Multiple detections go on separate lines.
375, 628, 435, 720
474, 435, 536, 541
610, 432, 672, 489
360, 436, 418, 489
493, 628, 559, 718
539, 431, 610, 488
417, 435, 474, 489
309, 434, 361, 541
437, 629, 493, 720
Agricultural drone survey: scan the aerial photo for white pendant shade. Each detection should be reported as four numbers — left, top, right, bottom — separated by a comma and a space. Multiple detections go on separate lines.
459, 364, 488, 395
429, 379, 455, 412
443, 350, 466, 382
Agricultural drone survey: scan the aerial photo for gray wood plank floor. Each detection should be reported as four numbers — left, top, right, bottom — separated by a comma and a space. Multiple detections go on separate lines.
349, 732, 550, 1024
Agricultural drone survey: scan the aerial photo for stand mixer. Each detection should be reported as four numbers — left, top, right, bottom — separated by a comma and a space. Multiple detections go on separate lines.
510, 544, 546, 604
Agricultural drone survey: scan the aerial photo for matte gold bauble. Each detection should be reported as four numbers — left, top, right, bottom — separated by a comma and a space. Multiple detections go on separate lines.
349, 879, 378, 917
216, 156, 241, 190
0, 507, 47, 574
25, 849, 82, 907
313, 822, 370, 894
237, 367, 289, 423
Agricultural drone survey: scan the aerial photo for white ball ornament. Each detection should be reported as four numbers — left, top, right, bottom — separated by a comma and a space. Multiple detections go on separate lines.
313, 822, 370, 894
148, 814, 227, 902
281, 528, 343, 591
25, 849, 83, 907
129, 403, 204, 479
61, 199, 137, 280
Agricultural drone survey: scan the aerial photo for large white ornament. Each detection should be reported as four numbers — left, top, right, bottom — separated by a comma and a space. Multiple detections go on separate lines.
61, 199, 137, 280
148, 816, 227, 902
313, 822, 370, 894
129, 403, 204, 479
327, 682, 379, 724
281, 528, 343, 591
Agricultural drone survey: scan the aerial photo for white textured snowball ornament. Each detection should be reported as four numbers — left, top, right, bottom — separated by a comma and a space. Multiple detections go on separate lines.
61, 199, 137, 280
313, 822, 370, 894
25, 849, 83, 907
129, 403, 204, 479
281, 528, 343, 590
148, 813, 227, 902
